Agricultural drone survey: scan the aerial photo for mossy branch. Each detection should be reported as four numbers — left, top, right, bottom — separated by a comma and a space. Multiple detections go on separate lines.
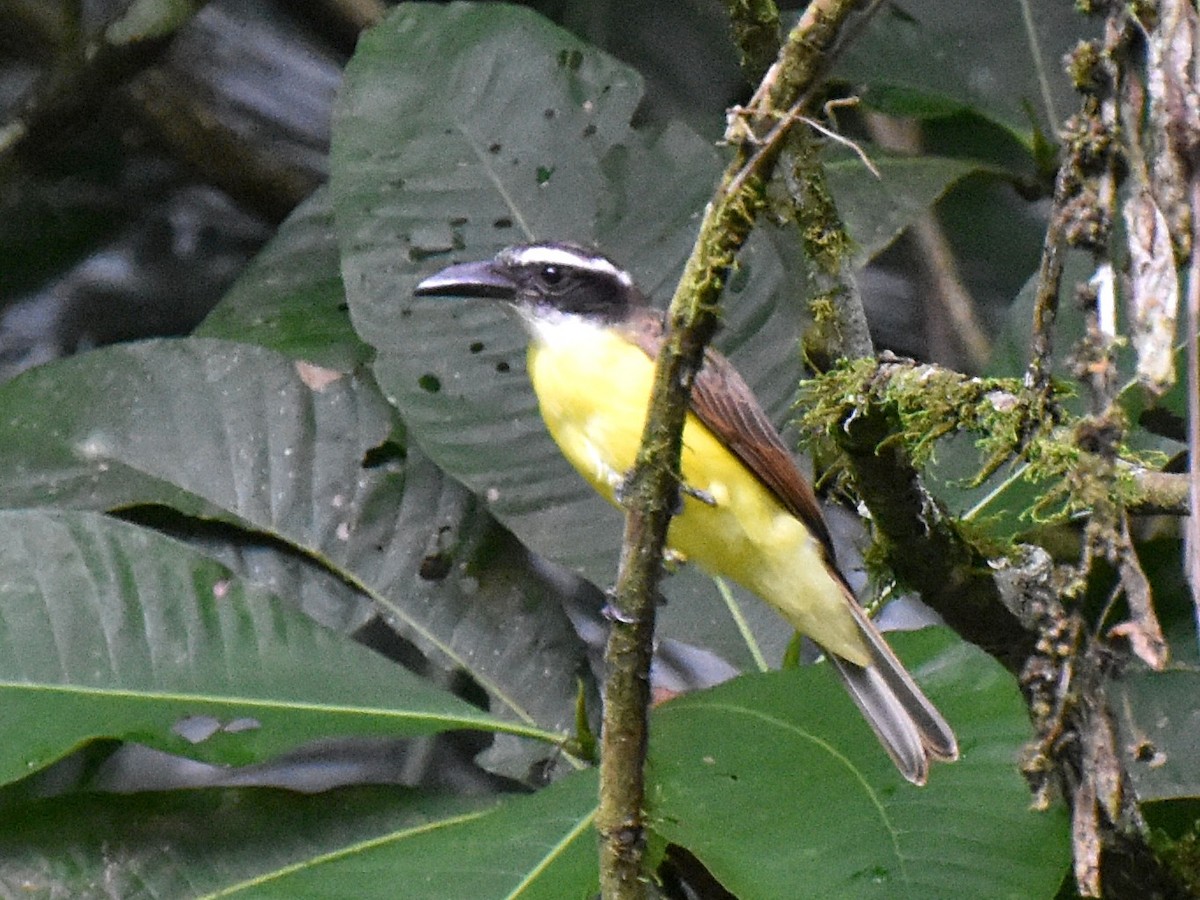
797, 359, 1039, 670
795, 356, 1186, 668
595, 1, 873, 896
720, 0, 782, 85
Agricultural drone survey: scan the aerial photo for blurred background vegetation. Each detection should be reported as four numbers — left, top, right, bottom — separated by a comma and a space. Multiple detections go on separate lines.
0, 1, 1195, 898
0, 0, 1072, 378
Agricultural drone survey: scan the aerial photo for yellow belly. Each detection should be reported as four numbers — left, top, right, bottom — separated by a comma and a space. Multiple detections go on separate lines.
525, 323, 870, 665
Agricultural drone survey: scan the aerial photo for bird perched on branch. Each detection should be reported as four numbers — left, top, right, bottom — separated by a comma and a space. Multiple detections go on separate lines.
416, 242, 957, 784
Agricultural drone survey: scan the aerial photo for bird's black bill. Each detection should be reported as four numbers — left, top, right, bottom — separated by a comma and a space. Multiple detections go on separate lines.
414, 260, 516, 300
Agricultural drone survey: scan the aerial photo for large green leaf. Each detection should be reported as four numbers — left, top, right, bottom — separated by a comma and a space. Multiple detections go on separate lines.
196, 186, 372, 371
330, 2, 810, 669
649, 629, 1071, 898
0, 509, 526, 784
826, 150, 994, 265
1113, 668, 1200, 804
834, 0, 1089, 145
0, 339, 592, 754
0, 780, 595, 899
0, 770, 599, 898
0, 337, 393, 523
330, 5, 1021, 670
215, 769, 599, 899
174, 516, 377, 635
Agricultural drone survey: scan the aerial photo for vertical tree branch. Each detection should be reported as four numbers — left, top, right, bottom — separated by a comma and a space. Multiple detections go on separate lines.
719, 0, 782, 84
786, 132, 875, 367
595, 2, 871, 896
1025, 213, 1067, 397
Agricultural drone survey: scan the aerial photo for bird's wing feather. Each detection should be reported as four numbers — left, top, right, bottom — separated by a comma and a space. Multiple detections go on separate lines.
623, 313, 835, 559
622, 313, 959, 786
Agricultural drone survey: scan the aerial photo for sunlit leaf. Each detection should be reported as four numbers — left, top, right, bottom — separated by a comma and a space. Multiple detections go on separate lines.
649, 629, 1070, 898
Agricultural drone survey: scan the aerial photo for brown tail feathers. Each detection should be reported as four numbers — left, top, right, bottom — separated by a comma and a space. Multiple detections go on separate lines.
826, 598, 958, 785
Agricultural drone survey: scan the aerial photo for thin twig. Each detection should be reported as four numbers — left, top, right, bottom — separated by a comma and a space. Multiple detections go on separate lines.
804, 113, 881, 178
1018, 0, 1061, 128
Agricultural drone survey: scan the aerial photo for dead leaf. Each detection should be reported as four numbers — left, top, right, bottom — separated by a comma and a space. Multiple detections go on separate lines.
1124, 191, 1179, 395
1108, 518, 1170, 670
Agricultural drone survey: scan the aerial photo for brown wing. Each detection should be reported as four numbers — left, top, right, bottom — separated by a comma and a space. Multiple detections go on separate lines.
623, 316, 958, 784
623, 311, 836, 560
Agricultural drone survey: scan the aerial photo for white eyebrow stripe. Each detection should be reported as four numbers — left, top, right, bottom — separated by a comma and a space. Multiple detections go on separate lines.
502, 245, 633, 287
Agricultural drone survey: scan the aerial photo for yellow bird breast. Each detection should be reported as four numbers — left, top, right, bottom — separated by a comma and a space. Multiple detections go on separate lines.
523, 315, 870, 665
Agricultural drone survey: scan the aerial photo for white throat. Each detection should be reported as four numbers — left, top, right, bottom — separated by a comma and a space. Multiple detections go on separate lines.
513, 306, 609, 349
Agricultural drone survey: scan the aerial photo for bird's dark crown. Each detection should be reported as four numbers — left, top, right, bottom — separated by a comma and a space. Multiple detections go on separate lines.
416, 242, 646, 324
495, 243, 647, 322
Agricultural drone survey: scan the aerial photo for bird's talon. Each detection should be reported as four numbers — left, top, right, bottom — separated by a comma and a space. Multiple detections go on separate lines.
662, 548, 688, 572
601, 594, 637, 624
680, 482, 717, 507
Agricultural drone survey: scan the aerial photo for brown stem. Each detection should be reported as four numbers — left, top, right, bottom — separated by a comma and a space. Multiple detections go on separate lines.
595, 2, 872, 896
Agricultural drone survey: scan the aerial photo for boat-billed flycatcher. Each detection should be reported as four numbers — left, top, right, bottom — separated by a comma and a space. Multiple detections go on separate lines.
415, 242, 957, 784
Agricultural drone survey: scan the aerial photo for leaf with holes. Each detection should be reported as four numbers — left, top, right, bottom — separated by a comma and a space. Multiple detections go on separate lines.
331, 2, 815, 669
0, 508, 528, 784
0, 338, 592, 766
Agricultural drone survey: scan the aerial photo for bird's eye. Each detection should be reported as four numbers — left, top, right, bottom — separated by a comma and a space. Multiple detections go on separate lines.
541, 265, 564, 286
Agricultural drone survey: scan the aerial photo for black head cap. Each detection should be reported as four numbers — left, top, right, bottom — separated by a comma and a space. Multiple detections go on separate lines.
415, 242, 645, 324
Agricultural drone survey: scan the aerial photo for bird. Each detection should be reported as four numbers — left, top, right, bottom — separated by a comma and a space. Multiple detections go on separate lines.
414, 241, 957, 784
